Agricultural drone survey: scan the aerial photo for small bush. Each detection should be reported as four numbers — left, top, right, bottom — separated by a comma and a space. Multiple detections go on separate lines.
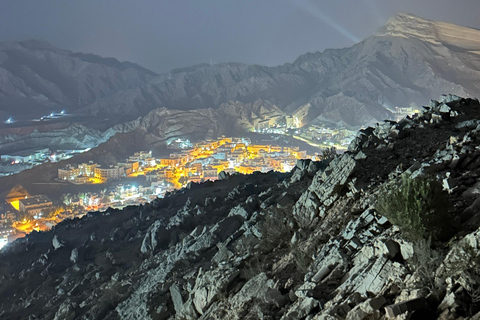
376, 174, 453, 241
321, 147, 337, 160
409, 238, 445, 298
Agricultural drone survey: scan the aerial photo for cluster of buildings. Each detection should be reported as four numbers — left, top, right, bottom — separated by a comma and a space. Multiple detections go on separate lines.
0, 137, 309, 247
145, 137, 305, 188
0, 147, 89, 176
0, 186, 58, 250
61, 183, 158, 213
57, 151, 153, 183
58, 138, 306, 189
0, 222, 16, 251
298, 125, 357, 149
252, 114, 356, 150
56, 137, 307, 212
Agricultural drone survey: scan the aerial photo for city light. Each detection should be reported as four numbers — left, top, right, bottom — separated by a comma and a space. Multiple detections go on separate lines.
9, 200, 20, 211
9, 137, 310, 237
0, 237, 8, 250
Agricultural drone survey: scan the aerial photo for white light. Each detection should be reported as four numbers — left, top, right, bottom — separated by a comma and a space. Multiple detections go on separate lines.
0, 238, 7, 250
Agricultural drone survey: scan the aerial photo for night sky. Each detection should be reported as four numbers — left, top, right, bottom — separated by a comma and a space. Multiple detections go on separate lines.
1, 0, 479, 73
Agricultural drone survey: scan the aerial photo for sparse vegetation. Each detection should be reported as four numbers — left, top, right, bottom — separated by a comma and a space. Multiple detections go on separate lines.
258, 206, 294, 252
444, 242, 480, 306
320, 147, 337, 160
408, 238, 445, 298
375, 174, 453, 241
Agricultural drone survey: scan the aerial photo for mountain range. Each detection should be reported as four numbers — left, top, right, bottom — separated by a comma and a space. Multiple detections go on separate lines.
1, 13, 480, 129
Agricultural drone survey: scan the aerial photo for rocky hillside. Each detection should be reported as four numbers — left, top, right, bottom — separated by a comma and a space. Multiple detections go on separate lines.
0, 123, 129, 153
0, 98, 283, 156
2, 94, 480, 319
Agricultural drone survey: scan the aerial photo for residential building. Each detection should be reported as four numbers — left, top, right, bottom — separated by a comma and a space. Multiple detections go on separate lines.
94, 165, 125, 181
19, 195, 53, 216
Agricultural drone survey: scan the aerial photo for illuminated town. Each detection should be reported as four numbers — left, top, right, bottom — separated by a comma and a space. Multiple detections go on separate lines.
0, 106, 424, 250
0, 136, 313, 249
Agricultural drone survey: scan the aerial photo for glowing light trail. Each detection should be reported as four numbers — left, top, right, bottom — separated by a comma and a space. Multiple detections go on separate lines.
288, 0, 359, 43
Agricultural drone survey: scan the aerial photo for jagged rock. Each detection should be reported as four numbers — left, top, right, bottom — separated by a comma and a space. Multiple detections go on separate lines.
212, 242, 234, 264
297, 159, 312, 171
228, 205, 249, 220
53, 301, 76, 320
290, 167, 307, 184
293, 154, 356, 228
231, 273, 274, 307
369, 296, 387, 310
170, 283, 186, 315
374, 120, 396, 140
70, 248, 78, 264
384, 297, 425, 317
140, 220, 162, 254
354, 151, 367, 160
307, 161, 322, 177
265, 288, 289, 308
439, 94, 463, 104
218, 171, 229, 180
190, 267, 240, 315
52, 235, 65, 250
281, 297, 318, 320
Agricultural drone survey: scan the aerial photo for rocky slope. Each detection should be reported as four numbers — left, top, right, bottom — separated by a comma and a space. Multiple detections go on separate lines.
2, 94, 480, 319
0, 98, 285, 154
0, 123, 126, 153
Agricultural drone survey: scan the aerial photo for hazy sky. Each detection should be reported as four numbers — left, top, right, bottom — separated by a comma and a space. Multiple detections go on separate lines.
1, 0, 479, 73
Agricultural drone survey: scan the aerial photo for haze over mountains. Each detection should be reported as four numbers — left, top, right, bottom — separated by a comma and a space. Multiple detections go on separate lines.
0, 13, 480, 154
0, 40, 156, 121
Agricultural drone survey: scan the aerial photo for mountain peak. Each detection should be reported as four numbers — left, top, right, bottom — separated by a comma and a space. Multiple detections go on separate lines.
377, 12, 480, 50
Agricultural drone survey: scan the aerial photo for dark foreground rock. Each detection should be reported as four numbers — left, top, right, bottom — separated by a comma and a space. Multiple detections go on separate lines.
3, 95, 480, 319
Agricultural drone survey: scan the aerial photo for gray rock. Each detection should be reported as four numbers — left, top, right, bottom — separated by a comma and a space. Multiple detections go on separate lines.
70, 248, 78, 264
265, 288, 289, 308
311, 265, 333, 283
218, 171, 229, 180
297, 159, 312, 171
354, 151, 367, 160
140, 220, 162, 254
228, 205, 249, 220
293, 154, 356, 228
384, 297, 425, 317
52, 235, 65, 250
281, 297, 318, 320
170, 283, 186, 315
369, 296, 387, 310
